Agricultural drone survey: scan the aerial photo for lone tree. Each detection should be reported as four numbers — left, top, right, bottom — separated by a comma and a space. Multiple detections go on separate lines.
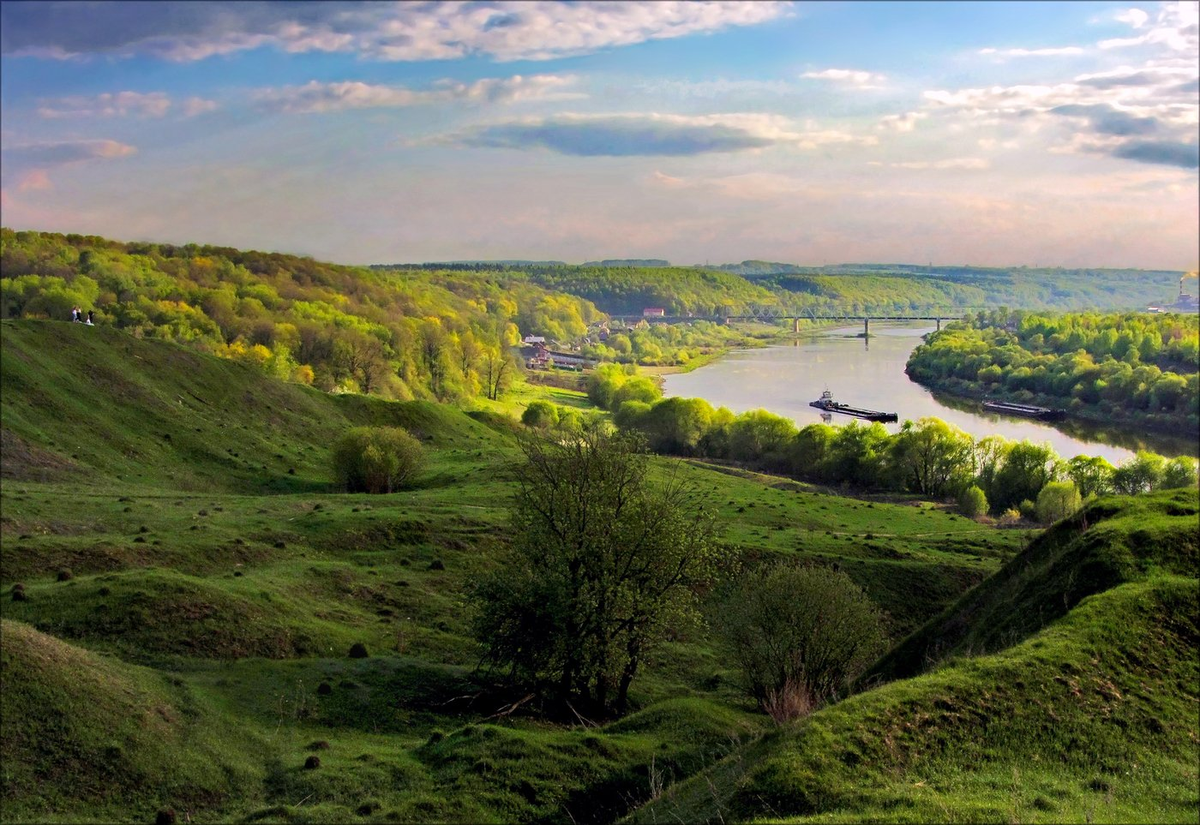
721, 565, 885, 724
331, 426, 425, 493
472, 428, 726, 716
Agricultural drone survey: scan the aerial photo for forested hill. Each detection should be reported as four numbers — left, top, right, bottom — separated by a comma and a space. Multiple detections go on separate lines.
379, 259, 1190, 316
376, 261, 780, 316
0, 228, 602, 402
906, 310, 1200, 434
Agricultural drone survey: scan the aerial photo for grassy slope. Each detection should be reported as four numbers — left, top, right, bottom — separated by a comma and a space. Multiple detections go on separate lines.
0, 319, 1100, 824
866, 490, 1198, 683
632, 491, 1199, 823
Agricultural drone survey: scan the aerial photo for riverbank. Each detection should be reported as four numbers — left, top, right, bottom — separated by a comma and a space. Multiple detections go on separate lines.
906, 373, 1199, 456
658, 324, 1195, 463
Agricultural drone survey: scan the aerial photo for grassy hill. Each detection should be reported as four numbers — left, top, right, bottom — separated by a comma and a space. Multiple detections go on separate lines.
633, 490, 1199, 823
3, 319, 1191, 823
0, 320, 516, 493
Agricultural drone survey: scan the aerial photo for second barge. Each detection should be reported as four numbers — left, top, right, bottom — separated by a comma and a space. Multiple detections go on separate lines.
809, 390, 898, 423
982, 400, 1067, 421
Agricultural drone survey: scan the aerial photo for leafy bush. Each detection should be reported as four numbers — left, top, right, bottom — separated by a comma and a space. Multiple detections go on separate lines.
957, 485, 989, 518
331, 427, 425, 493
720, 565, 886, 723
471, 429, 727, 715
1036, 480, 1082, 524
521, 400, 559, 429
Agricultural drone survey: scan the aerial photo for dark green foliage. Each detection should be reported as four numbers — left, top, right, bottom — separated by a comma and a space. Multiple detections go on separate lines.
331, 427, 426, 494
472, 429, 728, 715
720, 566, 886, 720
613, 390, 1189, 510
907, 310, 1199, 434
348, 643, 369, 659
640, 575, 1199, 823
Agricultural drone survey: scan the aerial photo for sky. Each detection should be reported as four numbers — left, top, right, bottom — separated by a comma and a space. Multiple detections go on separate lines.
1, 1, 1197, 269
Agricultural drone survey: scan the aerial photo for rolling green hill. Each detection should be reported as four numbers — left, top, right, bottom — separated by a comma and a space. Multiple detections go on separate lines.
1, 319, 1192, 823
634, 490, 1199, 823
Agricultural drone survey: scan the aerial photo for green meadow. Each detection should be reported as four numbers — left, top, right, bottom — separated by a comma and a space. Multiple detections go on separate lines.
1, 319, 1195, 823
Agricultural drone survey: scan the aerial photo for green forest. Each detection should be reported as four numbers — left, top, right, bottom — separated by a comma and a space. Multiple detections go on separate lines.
580, 365, 1198, 520
0, 228, 609, 402
379, 259, 1189, 317
906, 310, 1200, 434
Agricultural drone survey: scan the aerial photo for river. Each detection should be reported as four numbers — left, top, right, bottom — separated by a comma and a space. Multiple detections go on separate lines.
662, 323, 1197, 463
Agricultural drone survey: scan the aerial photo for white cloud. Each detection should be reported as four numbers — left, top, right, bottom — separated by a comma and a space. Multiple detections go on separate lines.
2, 1, 794, 63
890, 158, 991, 170
1115, 8, 1150, 28
978, 46, 1086, 57
181, 97, 219, 117
1100, 1, 1198, 51
632, 78, 796, 99
0, 138, 137, 192
428, 112, 876, 156
922, 44, 1198, 169
37, 91, 172, 119
801, 68, 887, 88
254, 74, 582, 114
879, 112, 927, 132
3, 139, 137, 163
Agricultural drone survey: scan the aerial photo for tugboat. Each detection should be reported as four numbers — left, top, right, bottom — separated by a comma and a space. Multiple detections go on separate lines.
981, 400, 1067, 421
809, 390, 898, 423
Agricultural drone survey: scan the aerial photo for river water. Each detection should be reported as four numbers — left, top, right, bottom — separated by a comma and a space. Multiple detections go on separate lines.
662, 323, 1196, 463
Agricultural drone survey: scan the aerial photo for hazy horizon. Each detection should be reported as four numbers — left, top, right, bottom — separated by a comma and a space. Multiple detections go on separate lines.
2, 1, 1197, 270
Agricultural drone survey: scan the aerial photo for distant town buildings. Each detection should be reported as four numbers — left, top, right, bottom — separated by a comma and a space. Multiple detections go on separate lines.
642, 307, 666, 317
519, 339, 595, 372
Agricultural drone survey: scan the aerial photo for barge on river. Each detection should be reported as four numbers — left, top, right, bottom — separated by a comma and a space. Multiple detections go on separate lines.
981, 400, 1067, 421
809, 390, 898, 423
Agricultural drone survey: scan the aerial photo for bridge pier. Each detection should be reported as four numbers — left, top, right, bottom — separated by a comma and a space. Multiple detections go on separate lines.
792, 317, 802, 333
864, 317, 869, 337
936, 317, 941, 331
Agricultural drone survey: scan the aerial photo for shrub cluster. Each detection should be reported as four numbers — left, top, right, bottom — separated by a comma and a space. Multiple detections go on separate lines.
331, 427, 425, 494
610, 395, 1197, 519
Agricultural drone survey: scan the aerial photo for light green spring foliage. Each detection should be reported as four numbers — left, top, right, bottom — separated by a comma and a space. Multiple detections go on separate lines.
1036, 479, 1083, 523
0, 228, 603, 403
520, 400, 559, 429
331, 427, 426, 494
586, 362, 663, 409
958, 485, 989, 518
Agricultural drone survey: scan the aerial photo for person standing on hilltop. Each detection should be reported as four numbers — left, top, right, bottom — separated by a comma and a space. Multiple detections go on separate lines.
70, 306, 80, 322
86, 310, 94, 326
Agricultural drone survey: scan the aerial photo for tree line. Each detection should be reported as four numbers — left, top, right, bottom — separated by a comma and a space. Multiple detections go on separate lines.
579, 366, 1198, 519
906, 310, 1199, 434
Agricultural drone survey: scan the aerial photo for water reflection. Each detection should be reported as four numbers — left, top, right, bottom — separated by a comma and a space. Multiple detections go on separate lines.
663, 323, 1196, 462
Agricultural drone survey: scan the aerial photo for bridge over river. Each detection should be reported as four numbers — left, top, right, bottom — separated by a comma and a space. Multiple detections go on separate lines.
611, 307, 986, 334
